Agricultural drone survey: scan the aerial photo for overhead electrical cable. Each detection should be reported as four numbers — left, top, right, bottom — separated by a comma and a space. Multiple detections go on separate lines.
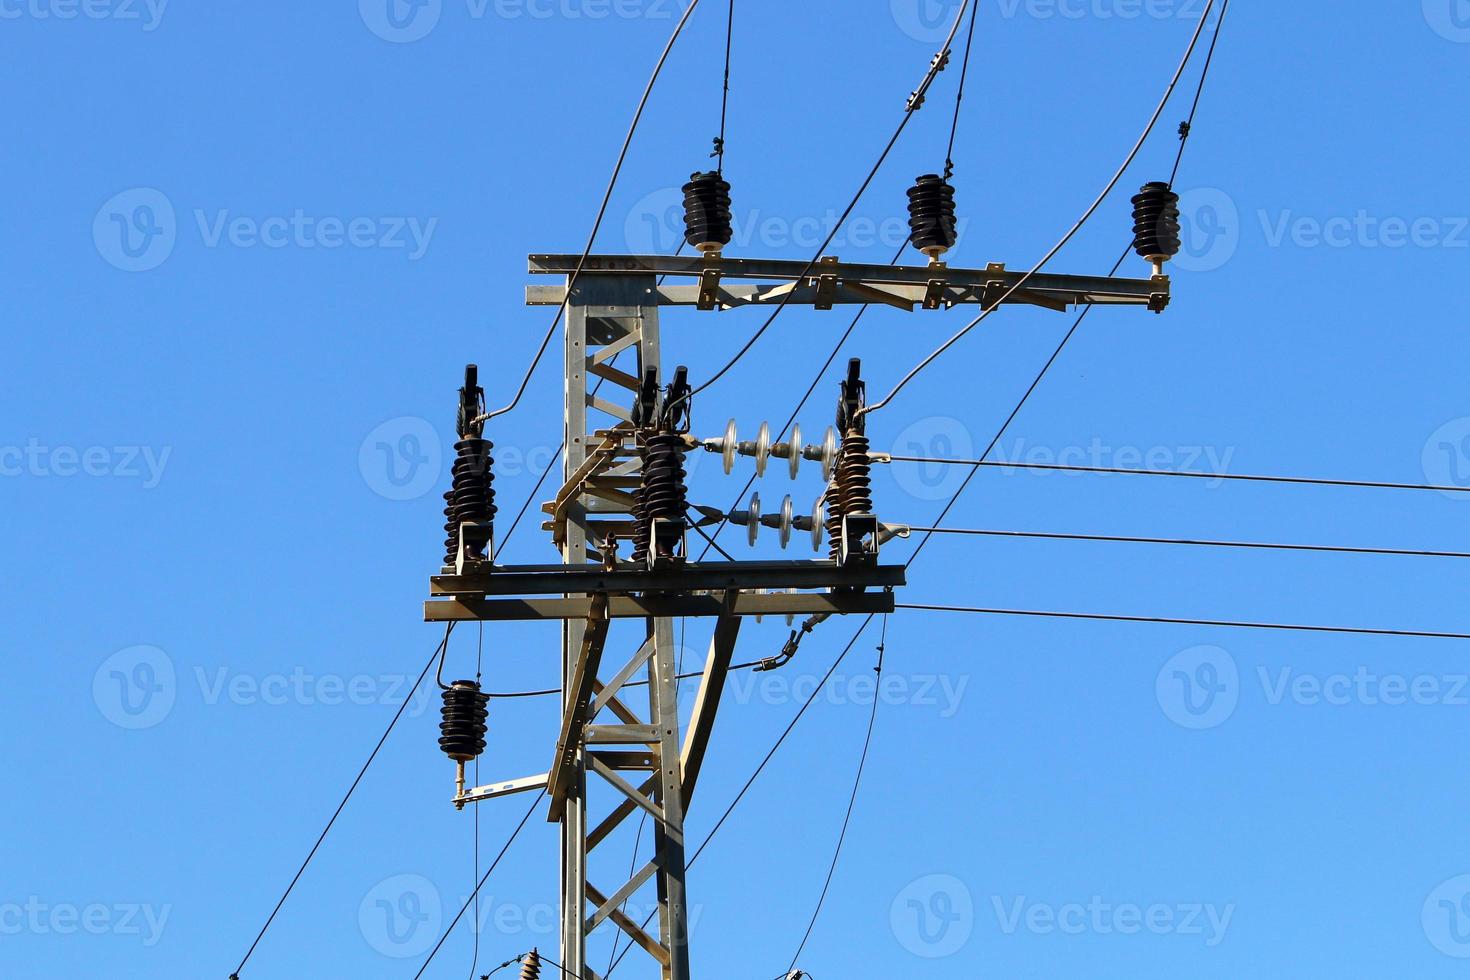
666, 0, 975, 414
900, 526, 1470, 561
228, 624, 456, 978
479, 0, 704, 424
897, 604, 1470, 642
859, 0, 1220, 421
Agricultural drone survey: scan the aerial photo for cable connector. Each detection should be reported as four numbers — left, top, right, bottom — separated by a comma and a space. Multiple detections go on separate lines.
756, 613, 829, 672
1177, 120, 1191, 141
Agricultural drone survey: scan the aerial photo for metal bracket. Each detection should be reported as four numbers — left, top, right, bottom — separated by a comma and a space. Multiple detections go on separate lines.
697, 250, 724, 311
813, 256, 840, 310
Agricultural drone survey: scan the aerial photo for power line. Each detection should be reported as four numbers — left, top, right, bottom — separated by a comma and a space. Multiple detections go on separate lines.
413, 789, 547, 980
860, 0, 1220, 420
229, 624, 456, 978
896, 603, 1470, 642
670, 0, 974, 412
714, 0, 734, 173
899, 525, 1470, 561
480, 0, 705, 424
1170, 0, 1231, 186
605, 616, 877, 977
883, 455, 1470, 496
782, 616, 888, 975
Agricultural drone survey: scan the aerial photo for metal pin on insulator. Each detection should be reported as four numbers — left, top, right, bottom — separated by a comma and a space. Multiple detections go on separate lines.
682, 171, 733, 253
907, 174, 959, 262
443, 364, 496, 567
1131, 181, 1182, 275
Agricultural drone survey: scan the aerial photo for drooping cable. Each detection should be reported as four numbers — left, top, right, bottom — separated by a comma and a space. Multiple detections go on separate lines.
942, 0, 980, 180
228, 624, 456, 978
860, 0, 1219, 420
479, 0, 704, 424
714, 0, 734, 173
897, 604, 1470, 642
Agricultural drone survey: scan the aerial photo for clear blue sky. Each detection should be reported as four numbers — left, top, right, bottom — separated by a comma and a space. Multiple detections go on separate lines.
6, 2, 1470, 977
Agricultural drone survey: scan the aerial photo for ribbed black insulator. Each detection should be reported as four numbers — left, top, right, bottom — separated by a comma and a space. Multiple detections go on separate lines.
825, 432, 873, 559
519, 950, 542, 980
1131, 181, 1182, 261
906, 174, 958, 255
438, 680, 489, 763
634, 431, 688, 561
447, 437, 496, 563
682, 171, 733, 251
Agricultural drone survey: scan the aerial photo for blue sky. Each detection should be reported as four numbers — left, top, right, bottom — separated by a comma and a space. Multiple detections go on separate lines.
6, 1, 1470, 977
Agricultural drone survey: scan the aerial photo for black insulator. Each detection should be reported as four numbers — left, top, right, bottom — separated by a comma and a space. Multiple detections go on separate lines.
519, 950, 542, 980
633, 431, 688, 562
446, 437, 496, 564
438, 680, 489, 763
826, 432, 873, 559
682, 171, 733, 252
1131, 181, 1182, 262
906, 174, 958, 256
